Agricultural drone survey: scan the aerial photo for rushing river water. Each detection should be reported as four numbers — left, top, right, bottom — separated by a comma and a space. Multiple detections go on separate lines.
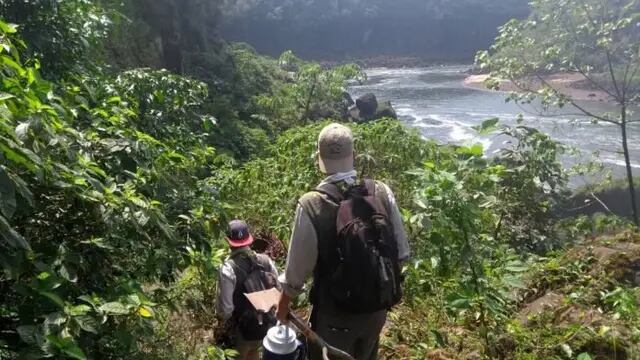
349, 66, 640, 182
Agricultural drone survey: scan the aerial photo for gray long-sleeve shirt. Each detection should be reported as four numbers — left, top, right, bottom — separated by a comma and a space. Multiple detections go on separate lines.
216, 247, 279, 321
279, 172, 410, 298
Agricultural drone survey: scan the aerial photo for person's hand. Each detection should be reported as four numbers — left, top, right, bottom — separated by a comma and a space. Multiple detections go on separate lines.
276, 293, 291, 324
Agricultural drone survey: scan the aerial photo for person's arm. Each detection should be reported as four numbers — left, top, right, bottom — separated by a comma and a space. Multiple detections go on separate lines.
380, 183, 411, 262
215, 262, 236, 321
268, 257, 279, 278
276, 203, 318, 323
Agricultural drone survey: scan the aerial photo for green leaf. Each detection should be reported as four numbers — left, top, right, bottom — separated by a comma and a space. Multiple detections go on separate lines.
39, 291, 65, 309
17, 325, 38, 345
504, 261, 529, 272
2, 55, 26, 75
0, 136, 42, 172
502, 275, 526, 289
65, 304, 91, 316
74, 315, 99, 334
431, 329, 447, 347
448, 298, 471, 309
0, 92, 15, 101
577, 353, 592, 360
59, 264, 78, 283
99, 302, 130, 315
472, 117, 500, 135
63, 343, 87, 360
0, 166, 16, 219
0, 21, 18, 34
46, 335, 87, 360
44, 312, 67, 326
0, 213, 29, 249
80, 237, 113, 250
456, 143, 484, 157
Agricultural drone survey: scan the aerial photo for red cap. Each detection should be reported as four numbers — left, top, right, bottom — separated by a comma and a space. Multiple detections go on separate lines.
226, 220, 254, 248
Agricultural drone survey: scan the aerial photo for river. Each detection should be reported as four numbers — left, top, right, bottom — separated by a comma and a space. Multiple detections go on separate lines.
349, 66, 640, 184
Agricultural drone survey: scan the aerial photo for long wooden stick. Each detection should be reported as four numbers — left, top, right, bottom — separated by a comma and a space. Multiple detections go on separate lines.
287, 312, 356, 360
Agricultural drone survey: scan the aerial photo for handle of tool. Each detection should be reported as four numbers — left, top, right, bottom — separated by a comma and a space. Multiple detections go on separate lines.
287, 312, 356, 360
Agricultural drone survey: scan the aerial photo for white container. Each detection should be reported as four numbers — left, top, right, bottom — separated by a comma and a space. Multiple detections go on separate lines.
263, 324, 300, 355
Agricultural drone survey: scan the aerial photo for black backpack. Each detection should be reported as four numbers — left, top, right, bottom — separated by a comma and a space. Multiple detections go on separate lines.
316, 179, 402, 313
230, 252, 279, 340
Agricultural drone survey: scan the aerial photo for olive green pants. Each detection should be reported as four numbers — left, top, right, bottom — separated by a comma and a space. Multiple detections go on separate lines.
234, 328, 261, 360
236, 339, 261, 360
308, 309, 387, 360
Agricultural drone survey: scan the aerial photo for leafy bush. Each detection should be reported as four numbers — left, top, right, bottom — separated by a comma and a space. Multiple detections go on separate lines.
0, 22, 227, 359
397, 122, 572, 355
215, 119, 441, 242
0, 0, 112, 79
255, 51, 365, 129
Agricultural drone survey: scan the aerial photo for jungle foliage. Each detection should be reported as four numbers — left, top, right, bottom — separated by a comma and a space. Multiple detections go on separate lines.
476, 0, 640, 226
1, 1, 640, 360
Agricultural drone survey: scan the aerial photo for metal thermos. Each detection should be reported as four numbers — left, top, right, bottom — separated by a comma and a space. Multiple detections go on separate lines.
262, 324, 303, 360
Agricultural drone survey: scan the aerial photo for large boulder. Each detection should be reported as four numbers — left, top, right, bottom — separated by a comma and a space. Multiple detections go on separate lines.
355, 93, 378, 117
349, 93, 397, 123
376, 100, 397, 119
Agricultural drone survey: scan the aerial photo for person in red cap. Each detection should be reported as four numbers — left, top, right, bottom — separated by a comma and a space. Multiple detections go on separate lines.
216, 220, 279, 360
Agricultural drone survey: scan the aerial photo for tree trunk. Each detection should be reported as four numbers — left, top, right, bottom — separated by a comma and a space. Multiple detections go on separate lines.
621, 106, 639, 226
300, 74, 318, 123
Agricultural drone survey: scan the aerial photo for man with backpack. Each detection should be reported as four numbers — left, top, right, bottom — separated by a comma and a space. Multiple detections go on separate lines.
275, 123, 410, 360
216, 220, 280, 360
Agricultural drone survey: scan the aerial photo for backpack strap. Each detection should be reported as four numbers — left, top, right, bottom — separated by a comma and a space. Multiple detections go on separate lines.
253, 254, 271, 272
229, 251, 257, 286
314, 182, 344, 203
363, 178, 376, 196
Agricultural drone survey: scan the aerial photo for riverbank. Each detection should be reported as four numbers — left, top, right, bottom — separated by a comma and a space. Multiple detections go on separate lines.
464, 73, 613, 102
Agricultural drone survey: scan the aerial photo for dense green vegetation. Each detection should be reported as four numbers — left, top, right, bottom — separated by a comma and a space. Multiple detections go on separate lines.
1, 1, 639, 360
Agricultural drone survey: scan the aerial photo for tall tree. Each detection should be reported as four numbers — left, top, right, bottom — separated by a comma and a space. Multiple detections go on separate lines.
477, 0, 640, 225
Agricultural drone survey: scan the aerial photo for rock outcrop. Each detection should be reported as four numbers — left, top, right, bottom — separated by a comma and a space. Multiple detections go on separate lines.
355, 93, 378, 117
348, 93, 397, 123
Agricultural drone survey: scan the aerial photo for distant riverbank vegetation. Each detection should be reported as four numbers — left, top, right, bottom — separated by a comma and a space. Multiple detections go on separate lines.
1, 1, 639, 359
221, 0, 530, 61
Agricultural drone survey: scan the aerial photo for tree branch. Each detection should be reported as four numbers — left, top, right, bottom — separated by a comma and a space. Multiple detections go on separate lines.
533, 74, 620, 125
590, 191, 614, 215
568, 99, 620, 125
572, 68, 618, 100
621, 60, 632, 101
606, 50, 623, 100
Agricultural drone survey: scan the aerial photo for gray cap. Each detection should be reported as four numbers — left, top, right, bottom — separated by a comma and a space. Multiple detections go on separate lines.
317, 123, 354, 174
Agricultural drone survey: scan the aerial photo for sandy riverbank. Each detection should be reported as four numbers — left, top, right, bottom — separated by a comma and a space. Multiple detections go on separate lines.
463, 73, 613, 102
